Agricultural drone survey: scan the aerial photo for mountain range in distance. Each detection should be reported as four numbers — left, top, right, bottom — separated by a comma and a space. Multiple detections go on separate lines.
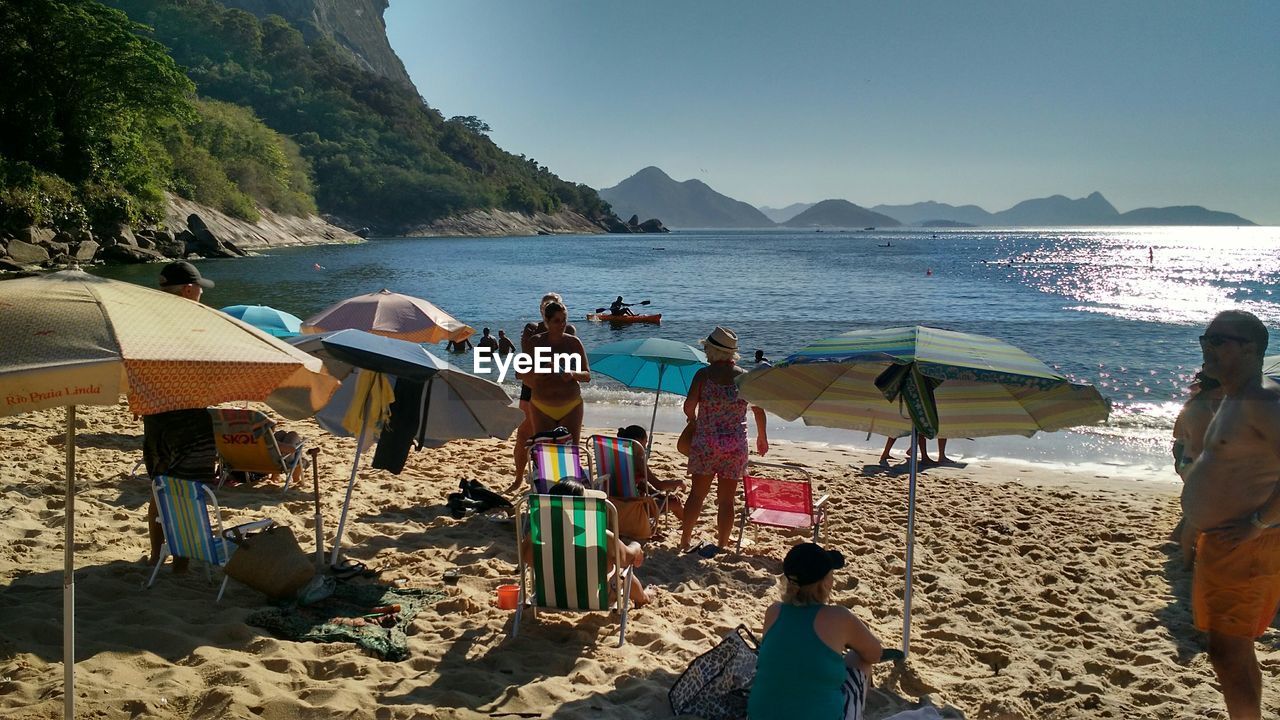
601, 167, 1256, 229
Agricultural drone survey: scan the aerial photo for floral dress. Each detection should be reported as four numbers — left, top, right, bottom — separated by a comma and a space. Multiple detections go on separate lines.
687, 379, 749, 479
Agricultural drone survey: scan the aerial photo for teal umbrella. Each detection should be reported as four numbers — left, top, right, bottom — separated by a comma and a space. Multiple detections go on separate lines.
221, 304, 304, 338
587, 338, 708, 448
738, 326, 1109, 656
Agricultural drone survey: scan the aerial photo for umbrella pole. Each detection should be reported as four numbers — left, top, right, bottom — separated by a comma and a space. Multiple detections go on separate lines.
648, 366, 666, 453
63, 405, 76, 720
309, 448, 323, 566
329, 391, 372, 567
903, 427, 918, 658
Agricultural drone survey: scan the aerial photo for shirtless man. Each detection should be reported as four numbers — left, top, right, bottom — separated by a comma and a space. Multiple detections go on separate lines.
1181, 310, 1280, 720
1174, 369, 1225, 568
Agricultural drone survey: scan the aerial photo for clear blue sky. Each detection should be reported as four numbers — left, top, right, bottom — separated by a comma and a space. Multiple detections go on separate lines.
385, 1, 1280, 224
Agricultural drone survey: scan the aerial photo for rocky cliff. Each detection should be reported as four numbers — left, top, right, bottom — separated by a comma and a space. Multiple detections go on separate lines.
163, 195, 361, 250
405, 209, 608, 238
220, 0, 413, 87
0, 194, 360, 274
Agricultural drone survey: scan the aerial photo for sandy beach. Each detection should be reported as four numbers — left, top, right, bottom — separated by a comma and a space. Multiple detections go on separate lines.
1, 402, 1276, 719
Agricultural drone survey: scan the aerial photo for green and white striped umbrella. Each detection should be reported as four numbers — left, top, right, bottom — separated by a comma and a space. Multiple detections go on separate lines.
736, 325, 1109, 657
737, 326, 1109, 439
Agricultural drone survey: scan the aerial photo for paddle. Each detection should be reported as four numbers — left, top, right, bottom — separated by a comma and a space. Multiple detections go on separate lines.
593, 300, 651, 313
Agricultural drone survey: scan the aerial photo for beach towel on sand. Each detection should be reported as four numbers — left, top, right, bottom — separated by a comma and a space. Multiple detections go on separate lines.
247, 581, 445, 660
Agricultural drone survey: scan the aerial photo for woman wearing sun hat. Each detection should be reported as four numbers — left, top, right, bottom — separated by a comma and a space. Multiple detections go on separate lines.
749, 542, 883, 720
678, 326, 769, 556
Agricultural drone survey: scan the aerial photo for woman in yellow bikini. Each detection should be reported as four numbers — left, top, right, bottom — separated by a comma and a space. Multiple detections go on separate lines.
527, 301, 590, 444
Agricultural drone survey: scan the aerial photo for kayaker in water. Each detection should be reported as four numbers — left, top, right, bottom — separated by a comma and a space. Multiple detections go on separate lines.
610, 296, 636, 317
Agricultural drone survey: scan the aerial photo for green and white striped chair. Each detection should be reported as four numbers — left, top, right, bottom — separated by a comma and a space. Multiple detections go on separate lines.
511, 492, 632, 646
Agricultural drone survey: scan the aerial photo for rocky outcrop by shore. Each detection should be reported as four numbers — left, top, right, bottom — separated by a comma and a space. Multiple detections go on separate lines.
404, 208, 607, 237
0, 194, 362, 274
163, 195, 361, 251
405, 209, 669, 237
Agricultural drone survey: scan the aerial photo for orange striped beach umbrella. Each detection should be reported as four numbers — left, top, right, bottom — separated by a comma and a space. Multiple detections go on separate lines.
301, 288, 474, 344
0, 269, 340, 720
736, 326, 1109, 658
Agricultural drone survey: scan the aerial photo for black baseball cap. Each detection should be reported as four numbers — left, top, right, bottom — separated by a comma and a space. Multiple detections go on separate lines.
159, 261, 214, 289
783, 542, 845, 586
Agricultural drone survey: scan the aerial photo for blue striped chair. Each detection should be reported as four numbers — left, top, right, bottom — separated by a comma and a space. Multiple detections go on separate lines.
147, 476, 274, 602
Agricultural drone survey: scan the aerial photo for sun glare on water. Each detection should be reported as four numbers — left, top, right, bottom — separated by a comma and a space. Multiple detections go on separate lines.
1008, 227, 1280, 327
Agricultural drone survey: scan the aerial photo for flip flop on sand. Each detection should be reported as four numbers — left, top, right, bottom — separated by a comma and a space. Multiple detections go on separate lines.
681, 540, 707, 556
330, 559, 377, 579
696, 544, 722, 559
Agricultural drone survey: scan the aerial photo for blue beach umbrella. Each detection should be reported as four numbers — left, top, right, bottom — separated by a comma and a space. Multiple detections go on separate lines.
587, 338, 708, 448
221, 304, 304, 338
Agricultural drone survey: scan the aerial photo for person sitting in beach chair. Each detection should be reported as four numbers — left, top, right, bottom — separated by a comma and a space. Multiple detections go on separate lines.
513, 479, 654, 644
208, 408, 309, 492
599, 427, 685, 529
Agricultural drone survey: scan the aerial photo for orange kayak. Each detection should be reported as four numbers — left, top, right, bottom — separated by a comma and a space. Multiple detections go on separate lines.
586, 313, 662, 324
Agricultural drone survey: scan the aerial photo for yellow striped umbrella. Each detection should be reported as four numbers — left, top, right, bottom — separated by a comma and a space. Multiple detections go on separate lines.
0, 269, 339, 720
737, 326, 1107, 439
736, 326, 1109, 657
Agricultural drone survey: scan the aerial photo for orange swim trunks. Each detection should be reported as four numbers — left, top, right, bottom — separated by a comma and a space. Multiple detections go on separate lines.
1193, 527, 1280, 638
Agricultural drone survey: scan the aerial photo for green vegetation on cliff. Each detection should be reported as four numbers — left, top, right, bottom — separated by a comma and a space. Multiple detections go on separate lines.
1, 0, 611, 236
106, 0, 611, 230
0, 0, 317, 232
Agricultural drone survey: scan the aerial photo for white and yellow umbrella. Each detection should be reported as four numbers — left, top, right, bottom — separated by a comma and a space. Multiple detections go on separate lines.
0, 269, 339, 719
301, 288, 473, 344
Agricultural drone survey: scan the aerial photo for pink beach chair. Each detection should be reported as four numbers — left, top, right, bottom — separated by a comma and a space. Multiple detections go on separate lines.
736, 461, 829, 552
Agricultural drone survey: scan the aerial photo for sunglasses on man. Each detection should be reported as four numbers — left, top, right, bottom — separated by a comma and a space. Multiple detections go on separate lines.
1199, 333, 1252, 348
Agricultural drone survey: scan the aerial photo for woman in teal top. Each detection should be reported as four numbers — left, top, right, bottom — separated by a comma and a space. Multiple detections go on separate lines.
748, 542, 883, 720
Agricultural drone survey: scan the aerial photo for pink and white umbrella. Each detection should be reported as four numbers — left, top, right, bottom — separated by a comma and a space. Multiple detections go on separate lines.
301, 289, 473, 344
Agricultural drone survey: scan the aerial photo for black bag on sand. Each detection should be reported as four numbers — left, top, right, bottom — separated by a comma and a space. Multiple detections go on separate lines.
669, 625, 759, 720
224, 525, 315, 600
461, 478, 513, 511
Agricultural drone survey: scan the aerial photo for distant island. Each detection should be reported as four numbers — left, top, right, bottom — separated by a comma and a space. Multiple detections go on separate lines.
599, 167, 773, 228
781, 200, 900, 229
603, 167, 1256, 229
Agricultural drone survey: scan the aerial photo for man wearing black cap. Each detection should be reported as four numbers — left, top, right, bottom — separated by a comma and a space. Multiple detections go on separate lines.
749, 542, 883, 720
144, 262, 219, 572
158, 260, 214, 302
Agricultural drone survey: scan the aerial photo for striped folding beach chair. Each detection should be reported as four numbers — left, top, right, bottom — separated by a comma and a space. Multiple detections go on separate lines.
209, 408, 307, 493
147, 475, 274, 602
590, 434, 641, 498
527, 441, 590, 494
591, 434, 663, 538
511, 492, 631, 646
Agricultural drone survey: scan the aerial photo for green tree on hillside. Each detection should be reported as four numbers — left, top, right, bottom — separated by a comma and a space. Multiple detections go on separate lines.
164, 99, 317, 221
105, 0, 614, 231
0, 0, 193, 229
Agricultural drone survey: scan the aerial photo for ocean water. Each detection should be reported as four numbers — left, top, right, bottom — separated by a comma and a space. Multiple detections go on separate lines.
94, 226, 1280, 478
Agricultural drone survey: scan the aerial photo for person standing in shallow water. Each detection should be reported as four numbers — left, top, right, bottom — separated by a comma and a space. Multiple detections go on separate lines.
1182, 310, 1280, 720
